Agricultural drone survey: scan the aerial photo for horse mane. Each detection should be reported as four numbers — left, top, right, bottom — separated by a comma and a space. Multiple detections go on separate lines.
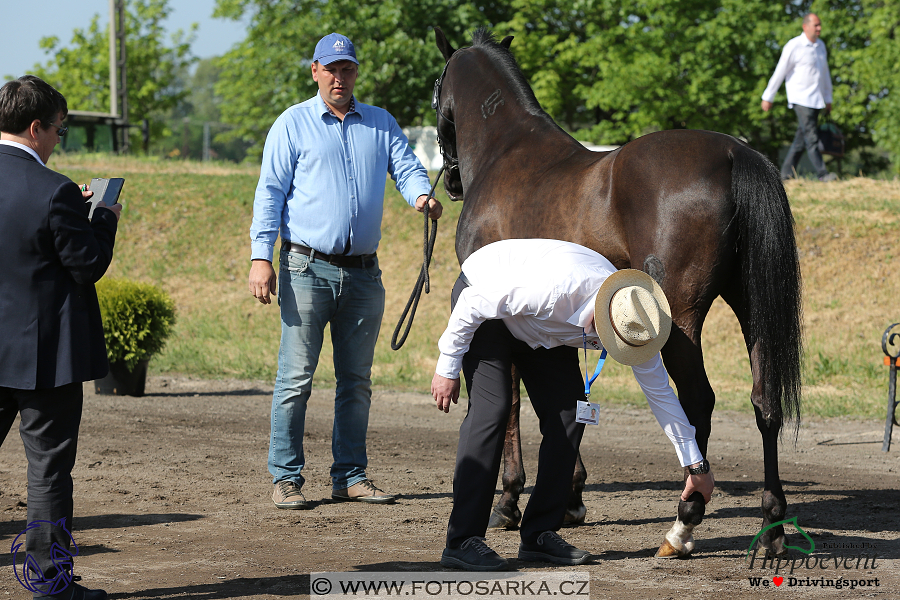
469, 27, 553, 121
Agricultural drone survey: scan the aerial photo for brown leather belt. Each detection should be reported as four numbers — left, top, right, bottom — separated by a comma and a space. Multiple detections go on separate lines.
282, 241, 376, 269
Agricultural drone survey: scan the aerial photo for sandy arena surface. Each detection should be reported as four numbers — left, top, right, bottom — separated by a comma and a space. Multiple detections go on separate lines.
0, 375, 897, 599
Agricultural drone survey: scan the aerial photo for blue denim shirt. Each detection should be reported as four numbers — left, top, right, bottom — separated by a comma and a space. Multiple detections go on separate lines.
250, 93, 432, 262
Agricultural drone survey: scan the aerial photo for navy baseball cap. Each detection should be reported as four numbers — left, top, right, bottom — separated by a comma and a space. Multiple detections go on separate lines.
313, 33, 358, 65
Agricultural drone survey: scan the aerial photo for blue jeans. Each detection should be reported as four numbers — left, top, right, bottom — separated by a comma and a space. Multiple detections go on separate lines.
268, 249, 385, 490
782, 104, 827, 179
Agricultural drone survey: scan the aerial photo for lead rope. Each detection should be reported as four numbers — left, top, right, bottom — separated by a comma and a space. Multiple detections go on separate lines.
391, 165, 445, 350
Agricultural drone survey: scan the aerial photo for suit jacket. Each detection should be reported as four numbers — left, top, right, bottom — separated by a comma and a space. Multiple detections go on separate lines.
0, 144, 118, 389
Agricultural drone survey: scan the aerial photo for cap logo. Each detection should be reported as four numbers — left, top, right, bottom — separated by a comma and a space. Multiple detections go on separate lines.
333, 40, 346, 53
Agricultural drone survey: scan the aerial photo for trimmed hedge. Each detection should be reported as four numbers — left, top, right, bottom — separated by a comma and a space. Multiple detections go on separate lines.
96, 279, 176, 371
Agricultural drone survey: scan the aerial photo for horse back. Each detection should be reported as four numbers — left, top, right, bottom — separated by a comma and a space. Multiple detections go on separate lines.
454, 128, 746, 337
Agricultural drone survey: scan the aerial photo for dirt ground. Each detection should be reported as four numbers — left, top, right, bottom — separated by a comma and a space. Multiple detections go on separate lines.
1, 375, 898, 599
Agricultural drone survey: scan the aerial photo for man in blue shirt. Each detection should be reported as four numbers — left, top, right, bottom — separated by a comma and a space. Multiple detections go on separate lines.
249, 33, 443, 510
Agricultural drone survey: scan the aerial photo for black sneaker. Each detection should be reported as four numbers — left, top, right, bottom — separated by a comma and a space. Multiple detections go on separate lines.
441, 536, 510, 571
44, 581, 108, 600
518, 531, 590, 565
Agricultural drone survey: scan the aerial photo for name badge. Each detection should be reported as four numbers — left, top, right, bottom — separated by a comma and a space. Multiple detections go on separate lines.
576, 400, 600, 426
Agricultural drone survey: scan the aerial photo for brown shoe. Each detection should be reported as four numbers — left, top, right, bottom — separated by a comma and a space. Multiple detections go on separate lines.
332, 479, 398, 504
272, 480, 311, 509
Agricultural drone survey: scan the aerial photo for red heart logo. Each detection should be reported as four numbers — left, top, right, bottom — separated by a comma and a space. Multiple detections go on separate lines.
773, 577, 784, 587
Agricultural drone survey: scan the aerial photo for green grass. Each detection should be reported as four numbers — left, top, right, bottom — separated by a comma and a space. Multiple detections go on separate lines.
51, 153, 900, 419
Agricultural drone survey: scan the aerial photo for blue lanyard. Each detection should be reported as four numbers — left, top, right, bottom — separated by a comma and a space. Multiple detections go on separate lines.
582, 329, 607, 398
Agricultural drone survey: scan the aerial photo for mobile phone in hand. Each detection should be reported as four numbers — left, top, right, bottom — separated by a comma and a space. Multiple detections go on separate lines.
85, 177, 125, 218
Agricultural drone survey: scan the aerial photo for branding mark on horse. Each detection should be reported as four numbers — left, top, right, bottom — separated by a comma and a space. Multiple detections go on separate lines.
481, 90, 504, 119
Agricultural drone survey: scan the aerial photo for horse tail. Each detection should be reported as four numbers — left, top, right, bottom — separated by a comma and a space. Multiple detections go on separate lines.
730, 146, 802, 426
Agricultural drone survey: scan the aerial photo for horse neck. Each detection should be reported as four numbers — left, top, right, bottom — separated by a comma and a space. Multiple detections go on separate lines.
453, 50, 574, 166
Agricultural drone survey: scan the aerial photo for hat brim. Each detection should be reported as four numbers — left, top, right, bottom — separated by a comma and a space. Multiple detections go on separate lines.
593, 269, 671, 366
315, 54, 359, 65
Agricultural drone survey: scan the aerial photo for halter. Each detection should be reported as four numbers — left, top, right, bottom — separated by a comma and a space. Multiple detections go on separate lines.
431, 60, 460, 175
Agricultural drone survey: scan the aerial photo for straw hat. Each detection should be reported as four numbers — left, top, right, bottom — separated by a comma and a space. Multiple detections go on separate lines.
593, 269, 672, 366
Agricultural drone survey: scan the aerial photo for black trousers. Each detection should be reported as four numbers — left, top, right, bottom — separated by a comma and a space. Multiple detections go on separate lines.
446, 278, 585, 548
782, 104, 828, 178
0, 382, 83, 596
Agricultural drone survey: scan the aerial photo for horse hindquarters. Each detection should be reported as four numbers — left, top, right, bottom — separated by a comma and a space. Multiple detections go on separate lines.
604, 133, 799, 558
603, 133, 731, 556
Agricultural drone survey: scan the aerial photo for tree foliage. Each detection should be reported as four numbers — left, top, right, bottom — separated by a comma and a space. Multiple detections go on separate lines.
212, 0, 515, 157
28, 0, 899, 172
839, 0, 900, 172
33, 0, 196, 145
493, 1, 812, 161
156, 58, 252, 162
492, 0, 898, 173
214, 0, 900, 172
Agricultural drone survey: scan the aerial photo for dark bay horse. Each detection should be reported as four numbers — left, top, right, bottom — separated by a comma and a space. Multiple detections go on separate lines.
432, 27, 802, 558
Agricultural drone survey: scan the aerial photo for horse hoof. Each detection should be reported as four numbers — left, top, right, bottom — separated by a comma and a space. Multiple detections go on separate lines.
761, 535, 788, 558
563, 505, 586, 526
655, 537, 691, 559
487, 507, 519, 530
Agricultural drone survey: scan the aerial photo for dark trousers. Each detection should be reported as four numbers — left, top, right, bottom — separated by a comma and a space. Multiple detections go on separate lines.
0, 383, 83, 595
446, 279, 585, 548
782, 104, 828, 178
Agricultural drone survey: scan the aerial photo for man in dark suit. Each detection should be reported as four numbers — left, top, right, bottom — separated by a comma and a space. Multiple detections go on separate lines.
0, 76, 120, 600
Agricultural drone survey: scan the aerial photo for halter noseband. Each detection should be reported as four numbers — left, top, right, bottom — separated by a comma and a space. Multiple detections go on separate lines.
432, 60, 459, 174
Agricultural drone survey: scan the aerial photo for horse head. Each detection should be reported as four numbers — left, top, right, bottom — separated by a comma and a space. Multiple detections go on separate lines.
432, 27, 513, 202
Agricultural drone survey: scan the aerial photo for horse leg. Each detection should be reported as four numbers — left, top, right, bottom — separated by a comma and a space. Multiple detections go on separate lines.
487, 365, 525, 529
750, 343, 788, 557
655, 326, 715, 558
563, 451, 587, 525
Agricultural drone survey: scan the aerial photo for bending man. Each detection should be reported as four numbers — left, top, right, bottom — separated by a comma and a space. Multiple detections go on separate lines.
432, 239, 714, 571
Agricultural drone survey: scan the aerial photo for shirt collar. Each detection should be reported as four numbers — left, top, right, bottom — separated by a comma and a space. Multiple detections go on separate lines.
317, 92, 358, 119
566, 290, 600, 329
0, 140, 44, 166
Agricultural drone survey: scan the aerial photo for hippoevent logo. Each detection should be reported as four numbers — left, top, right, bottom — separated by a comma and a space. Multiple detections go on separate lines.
10, 519, 78, 595
745, 517, 881, 590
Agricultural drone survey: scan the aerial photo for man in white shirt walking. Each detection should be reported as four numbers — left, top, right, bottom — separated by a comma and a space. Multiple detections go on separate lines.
761, 13, 837, 182
431, 239, 715, 571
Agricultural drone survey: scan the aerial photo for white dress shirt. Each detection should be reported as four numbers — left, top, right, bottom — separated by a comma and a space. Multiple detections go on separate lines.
0, 140, 44, 165
762, 33, 833, 109
436, 239, 702, 466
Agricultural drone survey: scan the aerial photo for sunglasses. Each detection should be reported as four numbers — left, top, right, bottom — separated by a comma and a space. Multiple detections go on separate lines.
45, 121, 69, 137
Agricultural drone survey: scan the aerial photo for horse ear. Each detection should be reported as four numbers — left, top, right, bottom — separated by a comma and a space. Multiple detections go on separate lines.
500, 35, 514, 49
434, 26, 456, 62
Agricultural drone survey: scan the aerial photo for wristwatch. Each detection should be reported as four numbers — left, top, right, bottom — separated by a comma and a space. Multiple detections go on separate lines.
688, 458, 710, 475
